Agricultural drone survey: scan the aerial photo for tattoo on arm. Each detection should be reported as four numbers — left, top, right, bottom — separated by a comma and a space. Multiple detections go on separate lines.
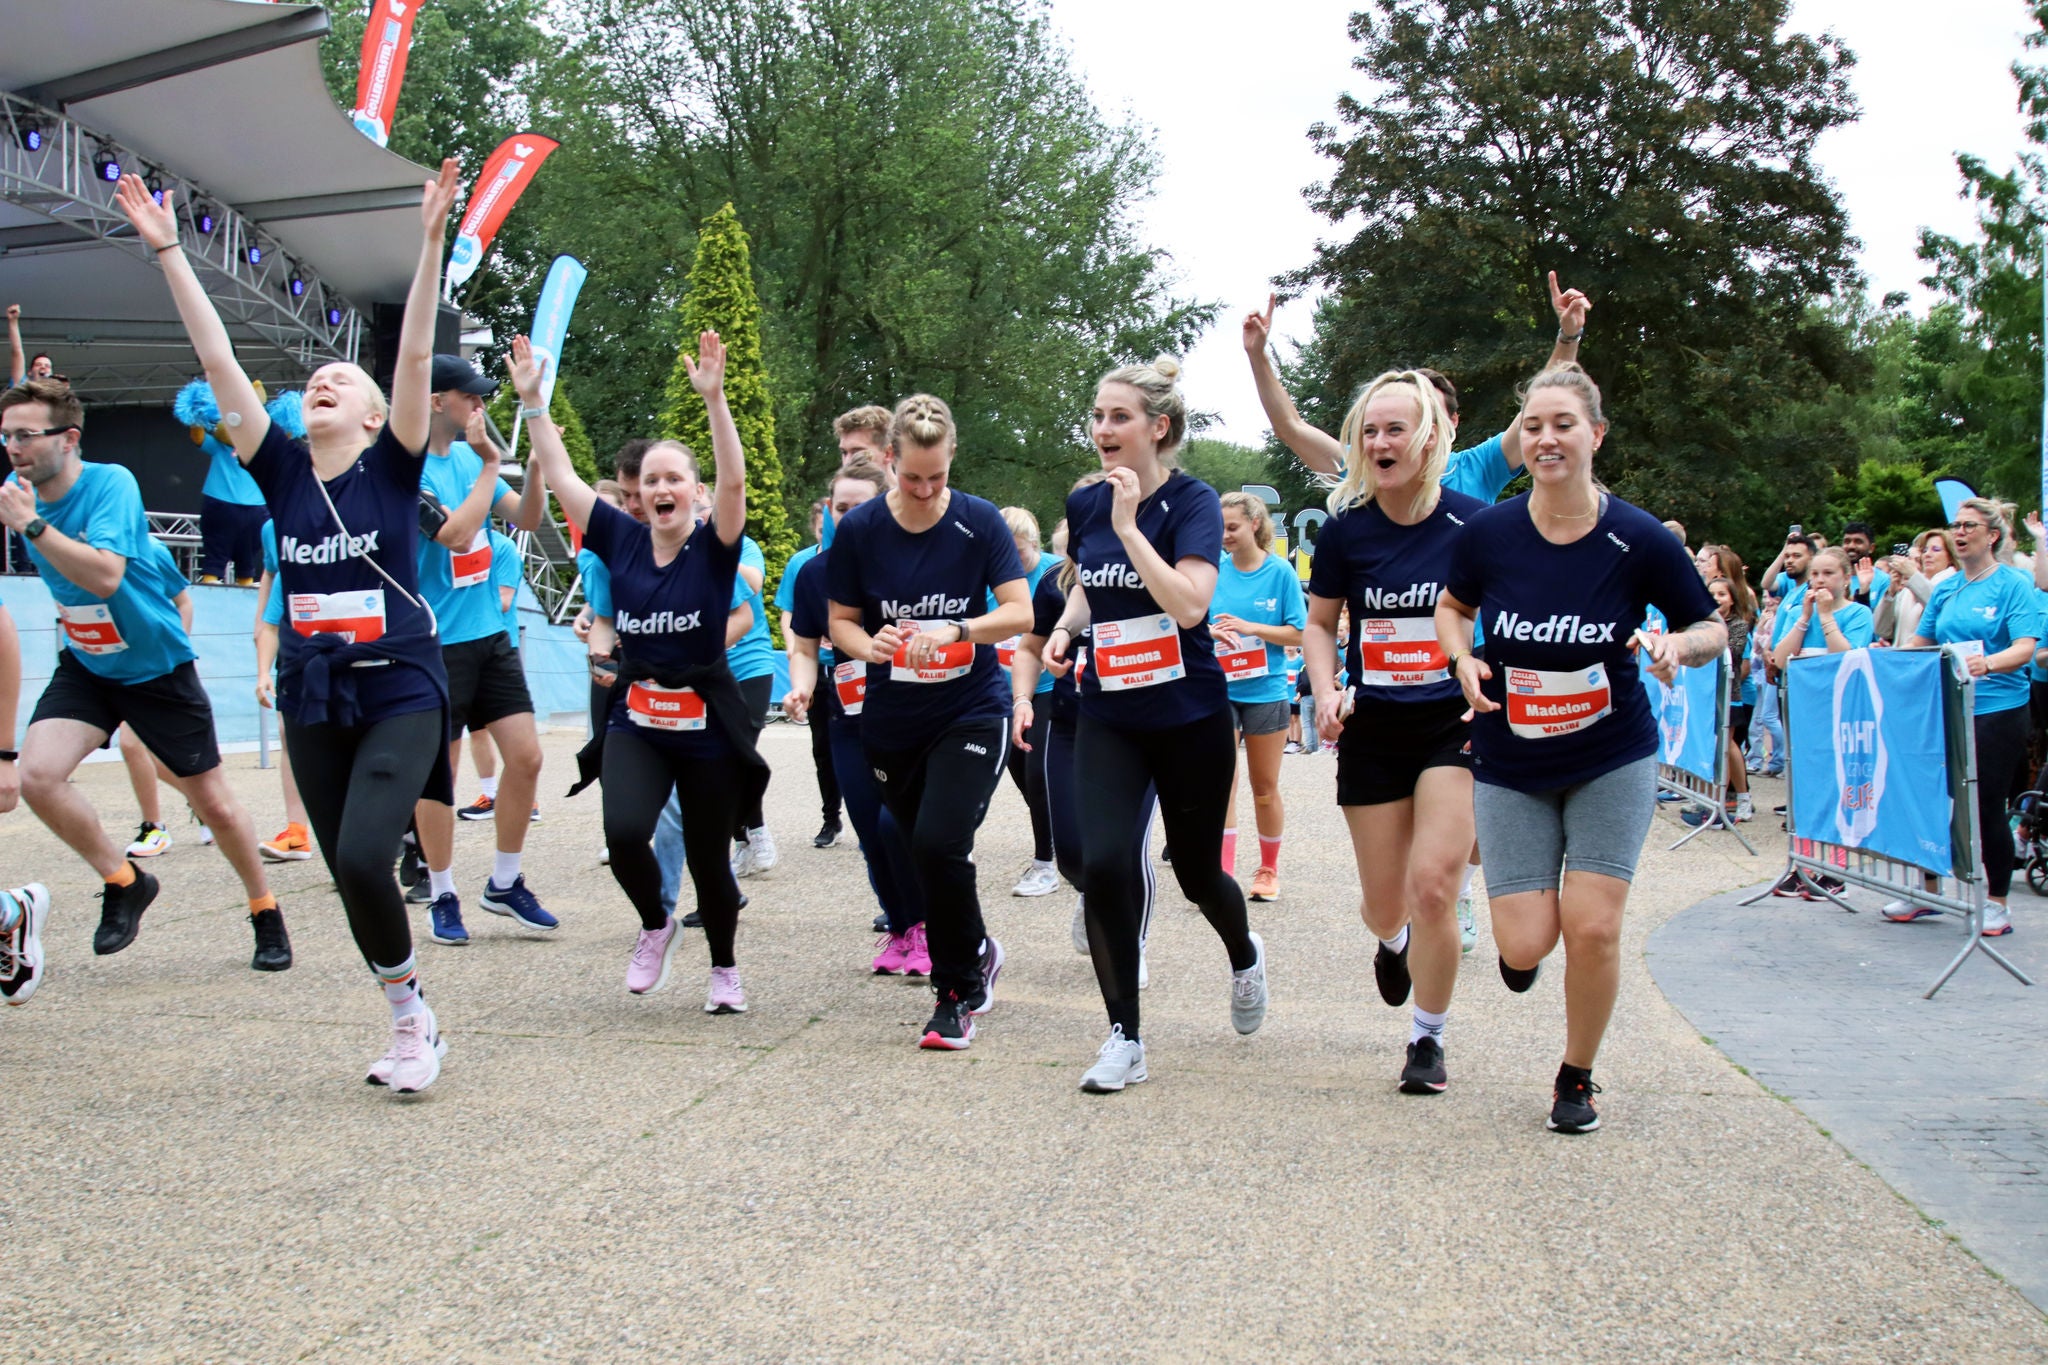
1674, 619, 1727, 668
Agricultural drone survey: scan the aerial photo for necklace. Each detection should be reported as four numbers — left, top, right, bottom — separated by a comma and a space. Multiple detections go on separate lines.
1535, 492, 1601, 521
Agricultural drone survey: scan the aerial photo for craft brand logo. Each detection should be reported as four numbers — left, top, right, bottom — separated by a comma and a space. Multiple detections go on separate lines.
1359, 583, 1440, 610
1078, 563, 1144, 590
280, 530, 377, 564
1607, 531, 1631, 552
879, 594, 971, 619
616, 608, 702, 634
952, 520, 975, 539
1491, 611, 1617, 644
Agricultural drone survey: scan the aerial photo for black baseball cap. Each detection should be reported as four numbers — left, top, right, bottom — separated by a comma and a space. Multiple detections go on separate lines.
430, 353, 496, 396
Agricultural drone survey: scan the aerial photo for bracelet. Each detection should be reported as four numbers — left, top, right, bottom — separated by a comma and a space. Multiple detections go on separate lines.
154, 242, 182, 255
1448, 649, 1466, 673
518, 406, 548, 421
1557, 329, 1583, 343
0, 748, 15, 762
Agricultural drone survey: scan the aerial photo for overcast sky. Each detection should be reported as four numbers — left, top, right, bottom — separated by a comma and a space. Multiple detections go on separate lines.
1043, 0, 2037, 447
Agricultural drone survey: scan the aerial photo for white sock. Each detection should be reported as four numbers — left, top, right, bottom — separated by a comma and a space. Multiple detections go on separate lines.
1411, 1006, 1447, 1045
429, 866, 456, 900
1459, 864, 1477, 898
479, 774, 499, 800
374, 956, 425, 1019
1380, 925, 1410, 954
1031, 858, 1054, 872
491, 850, 521, 889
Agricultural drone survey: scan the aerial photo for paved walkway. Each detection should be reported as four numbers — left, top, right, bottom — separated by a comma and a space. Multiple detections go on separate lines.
1649, 866, 2048, 1311
5, 734, 2046, 1359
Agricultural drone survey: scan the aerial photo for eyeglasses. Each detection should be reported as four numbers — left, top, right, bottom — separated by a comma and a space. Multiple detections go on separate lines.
1949, 520, 1988, 534
0, 425, 73, 446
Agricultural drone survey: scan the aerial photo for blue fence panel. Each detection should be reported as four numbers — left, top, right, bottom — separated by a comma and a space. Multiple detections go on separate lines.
1785, 647, 1953, 872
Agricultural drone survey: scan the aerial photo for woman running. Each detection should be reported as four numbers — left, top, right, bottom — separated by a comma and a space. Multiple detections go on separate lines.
1435, 364, 1724, 1133
827, 395, 1031, 1051
518, 335, 758, 1010
1303, 372, 1482, 1094
783, 458, 928, 974
1891, 499, 2041, 937
1212, 491, 1305, 901
1047, 357, 1267, 1094
118, 162, 464, 1093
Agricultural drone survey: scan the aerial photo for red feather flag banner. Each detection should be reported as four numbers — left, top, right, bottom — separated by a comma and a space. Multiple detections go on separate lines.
443, 133, 560, 296
349, 0, 422, 148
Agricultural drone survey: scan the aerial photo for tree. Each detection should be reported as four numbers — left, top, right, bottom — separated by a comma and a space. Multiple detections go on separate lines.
663, 204, 797, 577
1290, 0, 1863, 552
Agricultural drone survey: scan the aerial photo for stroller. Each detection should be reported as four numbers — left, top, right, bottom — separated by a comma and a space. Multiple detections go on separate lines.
2013, 789, 2048, 896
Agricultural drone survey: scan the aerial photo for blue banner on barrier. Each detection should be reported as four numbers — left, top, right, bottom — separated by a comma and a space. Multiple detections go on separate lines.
1643, 657, 1721, 785
1786, 647, 1951, 871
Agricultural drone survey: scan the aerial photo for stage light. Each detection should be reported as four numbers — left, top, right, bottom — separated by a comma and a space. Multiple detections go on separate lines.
18, 126, 42, 152
144, 171, 164, 206
92, 146, 120, 182
192, 203, 216, 235
286, 271, 305, 299
245, 244, 262, 265
326, 305, 344, 327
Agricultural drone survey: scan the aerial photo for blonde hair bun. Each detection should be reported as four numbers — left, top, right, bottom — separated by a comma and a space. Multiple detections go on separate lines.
1151, 355, 1182, 382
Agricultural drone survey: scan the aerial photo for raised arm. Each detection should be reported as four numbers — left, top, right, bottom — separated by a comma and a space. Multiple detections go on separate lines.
389, 159, 463, 455
507, 335, 594, 533
436, 407, 505, 549
1242, 293, 1343, 476
6, 305, 23, 388
1497, 271, 1592, 470
682, 332, 746, 546
110, 177, 269, 459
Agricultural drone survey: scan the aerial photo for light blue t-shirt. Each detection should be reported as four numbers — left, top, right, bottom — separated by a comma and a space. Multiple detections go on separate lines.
260, 519, 284, 627
490, 531, 523, 646
1211, 550, 1307, 704
12, 462, 196, 683
200, 437, 265, 507
1769, 578, 1810, 648
414, 440, 517, 645
578, 547, 612, 618
1440, 434, 1516, 504
1784, 600, 1875, 653
775, 542, 820, 615
2032, 588, 2048, 684
1918, 565, 2044, 715
726, 535, 775, 682
990, 552, 1056, 696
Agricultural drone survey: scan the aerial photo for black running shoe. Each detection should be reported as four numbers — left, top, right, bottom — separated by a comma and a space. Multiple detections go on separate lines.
249, 907, 293, 972
1803, 874, 1847, 901
398, 839, 423, 889
1548, 1064, 1602, 1133
405, 873, 432, 905
93, 864, 158, 956
681, 910, 704, 929
1500, 958, 1541, 993
1399, 1037, 1448, 1094
961, 937, 1005, 1016
919, 996, 974, 1050
813, 820, 842, 849
1768, 871, 1806, 899
1373, 937, 1412, 1007
872, 912, 889, 933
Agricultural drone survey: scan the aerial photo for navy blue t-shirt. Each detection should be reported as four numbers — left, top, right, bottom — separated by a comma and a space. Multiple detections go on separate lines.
790, 548, 863, 727
1445, 492, 1718, 791
1067, 472, 1227, 729
1308, 488, 1484, 707
586, 499, 742, 756
247, 420, 445, 725
826, 491, 1025, 750
1028, 563, 1085, 724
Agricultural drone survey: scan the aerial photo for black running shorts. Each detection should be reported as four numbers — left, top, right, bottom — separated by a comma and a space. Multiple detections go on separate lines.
1334, 692, 1472, 807
441, 632, 533, 735
31, 652, 222, 778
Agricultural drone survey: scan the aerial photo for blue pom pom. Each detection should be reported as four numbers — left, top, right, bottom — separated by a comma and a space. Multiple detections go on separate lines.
265, 390, 307, 439
172, 379, 220, 430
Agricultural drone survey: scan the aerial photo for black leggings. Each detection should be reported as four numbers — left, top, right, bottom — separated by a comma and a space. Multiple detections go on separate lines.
603, 728, 745, 964
1977, 705, 2029, 899
1076, 707, 1255, 1038
285, 708, 445, 971
1729, 702, 1753, 753
867, 715, 1009, 1000
732, 673, 773, 836
1004, 702, 1054, 862
1045, 714, 1156, 936
809, 695, 842, 824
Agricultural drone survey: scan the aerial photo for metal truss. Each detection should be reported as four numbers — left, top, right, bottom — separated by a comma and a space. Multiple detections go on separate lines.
0, 91, 362, 385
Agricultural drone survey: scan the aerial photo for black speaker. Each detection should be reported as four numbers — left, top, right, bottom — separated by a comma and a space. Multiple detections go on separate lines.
365, 300, 464, 394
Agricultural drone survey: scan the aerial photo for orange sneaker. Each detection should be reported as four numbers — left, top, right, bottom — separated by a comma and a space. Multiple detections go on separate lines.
1248, 866, 1280, 903
456, 794, 496, 822
259, 822, 313, 862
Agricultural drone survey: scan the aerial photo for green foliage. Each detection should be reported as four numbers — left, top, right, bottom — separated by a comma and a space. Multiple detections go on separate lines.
1290, 0, 1863, 557
662, 204, 797, 581
487, 380, 600, 485
1826, 461, 1943, 556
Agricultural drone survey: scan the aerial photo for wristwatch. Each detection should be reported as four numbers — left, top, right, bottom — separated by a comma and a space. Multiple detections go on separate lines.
948, 621, 971, 645
22, 516, 47, 540
0, 749, 16, 762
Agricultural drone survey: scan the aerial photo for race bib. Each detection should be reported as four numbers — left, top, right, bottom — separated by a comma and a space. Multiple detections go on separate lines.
1949, 638, 1986, 681
1355, 616, 1447, 687
626, 680, 706, 731
834, 659, 866, 716
59, 602, 127, 655
1504, 663, 1612, 738
890, 620, 975, 683
995, 635, 1020, 670
1091, 613, 1185, 692
449, 528, 492, 589
289, 590, 386, 643
1219, 646, 1268, 682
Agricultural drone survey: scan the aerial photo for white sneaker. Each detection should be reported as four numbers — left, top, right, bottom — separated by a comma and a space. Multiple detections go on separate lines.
1139, 948, 1149, 991
599, 846, 610, 866
1012, 861, 1059, 897
190, 809, 214, 847
745, 825, 778, 875
1071, 896, 1090, 955
1456, 893, 1477, 954
0, 884, 51, 1006
730, 839, 758, 879
1079, 1025, 1148, 1092
1734, 793, 1755, 822
1231, 931, 1268, 1035
1983, 902, 2014, 937
368, 1005, 445, 1093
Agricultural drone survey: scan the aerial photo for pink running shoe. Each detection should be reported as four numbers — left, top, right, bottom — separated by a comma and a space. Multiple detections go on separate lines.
366, 1006, 445, 1093
872, 931, 911, 975
902, 922, 932, 977
626, 918, 680, 995
705, 965, 748, 1014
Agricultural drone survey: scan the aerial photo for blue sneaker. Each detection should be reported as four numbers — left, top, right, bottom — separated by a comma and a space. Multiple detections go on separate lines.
480, 875, 559, 931
428, 893, 469, 946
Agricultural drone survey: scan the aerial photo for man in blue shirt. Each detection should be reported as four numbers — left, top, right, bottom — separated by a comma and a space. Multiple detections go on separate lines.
409, 355, 556, 946
776, 498, 843, 848
0, 380, 290, 979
